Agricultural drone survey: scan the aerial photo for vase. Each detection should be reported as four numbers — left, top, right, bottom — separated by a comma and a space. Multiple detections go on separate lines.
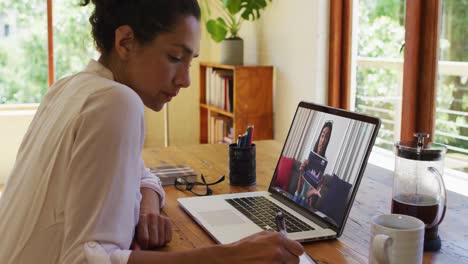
220, 38, 243, 65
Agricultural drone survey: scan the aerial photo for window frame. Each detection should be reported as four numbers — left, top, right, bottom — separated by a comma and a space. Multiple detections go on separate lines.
47, 0, 54, 87
328, 0, 353, 110
400, 0, 441, 142
328, 0, 442, 143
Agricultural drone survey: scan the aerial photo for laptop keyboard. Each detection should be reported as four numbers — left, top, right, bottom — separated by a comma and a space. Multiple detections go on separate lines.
225, 196, 315, 233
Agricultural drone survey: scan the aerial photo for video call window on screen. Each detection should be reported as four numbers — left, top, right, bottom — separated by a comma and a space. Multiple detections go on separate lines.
272, 108, 376, 227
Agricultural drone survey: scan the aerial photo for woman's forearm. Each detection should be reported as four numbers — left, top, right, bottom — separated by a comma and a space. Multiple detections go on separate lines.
140, 187, 161, 214
128, 244, 228, 264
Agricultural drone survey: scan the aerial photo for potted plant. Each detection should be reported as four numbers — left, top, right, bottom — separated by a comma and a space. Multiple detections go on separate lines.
201, 0, 272, 65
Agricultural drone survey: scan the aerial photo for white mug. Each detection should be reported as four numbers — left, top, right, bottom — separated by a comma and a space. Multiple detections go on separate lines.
369, 214, 425, 264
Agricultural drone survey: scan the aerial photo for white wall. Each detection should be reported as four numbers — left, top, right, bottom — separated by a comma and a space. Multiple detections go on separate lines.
0, 109, 35, 182
250, 0, 330, 141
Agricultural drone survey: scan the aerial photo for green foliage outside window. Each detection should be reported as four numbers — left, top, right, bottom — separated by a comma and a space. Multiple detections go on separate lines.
356, 0, 405, 150
435, 0, 468, 153
357, 0, 468, 156
0, 0, 94, 104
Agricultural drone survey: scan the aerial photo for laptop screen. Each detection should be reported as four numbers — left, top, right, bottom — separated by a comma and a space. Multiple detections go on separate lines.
270, 102, 379, 229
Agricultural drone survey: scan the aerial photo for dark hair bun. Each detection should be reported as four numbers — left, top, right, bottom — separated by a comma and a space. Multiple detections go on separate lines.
80, 0, 200, 53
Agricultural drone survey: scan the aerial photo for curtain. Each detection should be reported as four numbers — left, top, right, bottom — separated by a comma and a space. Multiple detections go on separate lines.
283, 108, 316, 159
333, 121, 374, 183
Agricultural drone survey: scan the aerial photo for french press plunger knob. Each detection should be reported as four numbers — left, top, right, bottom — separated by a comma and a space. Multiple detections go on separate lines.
414, 133, 429, 150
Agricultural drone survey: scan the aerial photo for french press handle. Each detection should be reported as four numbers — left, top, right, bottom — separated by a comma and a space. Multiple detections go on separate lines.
427, 167, 447, 228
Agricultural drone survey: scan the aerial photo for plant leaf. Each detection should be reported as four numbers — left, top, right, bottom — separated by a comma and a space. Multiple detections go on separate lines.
240, 0, 271, 21
206, 18, 229, 42
223, 0, 242, 15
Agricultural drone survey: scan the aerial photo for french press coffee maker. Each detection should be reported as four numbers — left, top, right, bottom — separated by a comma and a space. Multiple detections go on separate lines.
392, 133, 447, 251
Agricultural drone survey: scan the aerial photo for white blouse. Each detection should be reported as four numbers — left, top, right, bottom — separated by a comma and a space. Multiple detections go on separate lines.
0, 60, 165, 264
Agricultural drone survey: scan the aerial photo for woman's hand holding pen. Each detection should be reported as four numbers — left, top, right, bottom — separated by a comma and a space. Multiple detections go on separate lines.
224, 231, 304, 264
276, 212, 317, 264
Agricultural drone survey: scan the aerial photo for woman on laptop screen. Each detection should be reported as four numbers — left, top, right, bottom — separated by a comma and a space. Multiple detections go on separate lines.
293, 121, 333, 207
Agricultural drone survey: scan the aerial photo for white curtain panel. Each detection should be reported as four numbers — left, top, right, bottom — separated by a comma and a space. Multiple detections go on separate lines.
333, 121, 374, 183
283, 108, 316, 159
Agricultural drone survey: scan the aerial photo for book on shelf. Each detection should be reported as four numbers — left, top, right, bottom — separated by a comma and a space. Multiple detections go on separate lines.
208, 114, 233, 144
227, 77, 233, 112
205, 67, 211, 105
149, 165, 197, 186
205, 67, 233, 112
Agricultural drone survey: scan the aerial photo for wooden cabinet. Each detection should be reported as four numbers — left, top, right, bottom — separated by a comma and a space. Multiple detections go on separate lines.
199, 62, 274, 144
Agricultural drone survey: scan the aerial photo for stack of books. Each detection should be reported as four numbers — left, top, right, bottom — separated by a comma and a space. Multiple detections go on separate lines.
149, 165, 197, 186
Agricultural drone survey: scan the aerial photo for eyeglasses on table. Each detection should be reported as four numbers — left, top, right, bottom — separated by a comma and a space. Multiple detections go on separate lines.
174, 174, 225, 196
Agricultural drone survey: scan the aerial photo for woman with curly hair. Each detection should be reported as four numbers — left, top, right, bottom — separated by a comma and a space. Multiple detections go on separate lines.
0, 1, 303, 263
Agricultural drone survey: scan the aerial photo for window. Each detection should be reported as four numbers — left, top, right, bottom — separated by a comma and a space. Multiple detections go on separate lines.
330, 0, 468, 174
352, 0, 406, 151
435, 0, 468, 172
0, 0, 94, 105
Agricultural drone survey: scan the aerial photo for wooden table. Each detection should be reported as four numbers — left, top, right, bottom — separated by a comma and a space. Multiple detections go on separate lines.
143, 140, 468, 264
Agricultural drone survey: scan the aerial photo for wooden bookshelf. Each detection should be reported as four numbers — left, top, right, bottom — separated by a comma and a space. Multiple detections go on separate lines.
200, 103, 234, 118
199, 62, 274, 144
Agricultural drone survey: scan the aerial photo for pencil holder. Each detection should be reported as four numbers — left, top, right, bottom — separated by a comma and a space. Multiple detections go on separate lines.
228, 143, 256, 186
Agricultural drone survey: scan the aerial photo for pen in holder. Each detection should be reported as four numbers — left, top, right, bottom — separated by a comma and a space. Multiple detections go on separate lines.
228, 143, 256, 186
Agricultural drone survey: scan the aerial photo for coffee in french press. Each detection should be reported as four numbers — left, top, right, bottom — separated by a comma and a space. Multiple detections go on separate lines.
392, 133, 447, 251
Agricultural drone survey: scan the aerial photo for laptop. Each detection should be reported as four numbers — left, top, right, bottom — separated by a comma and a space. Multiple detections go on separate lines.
303, 151, 328, 189
178, 101, 381, 244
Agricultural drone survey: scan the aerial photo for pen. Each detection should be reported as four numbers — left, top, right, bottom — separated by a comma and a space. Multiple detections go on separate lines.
275, 212, 317, 264
275, 211, 287, 236
248, 125, 254, 147
237, 125, 255, 148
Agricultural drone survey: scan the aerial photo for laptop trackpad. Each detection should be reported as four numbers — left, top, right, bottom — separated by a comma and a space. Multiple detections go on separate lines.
199, 210, 245, 226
